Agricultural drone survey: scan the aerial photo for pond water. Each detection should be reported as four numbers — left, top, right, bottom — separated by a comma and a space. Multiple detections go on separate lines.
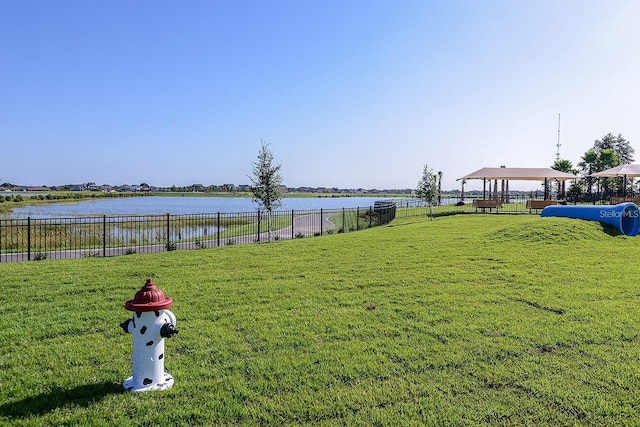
4, 196, 412, 219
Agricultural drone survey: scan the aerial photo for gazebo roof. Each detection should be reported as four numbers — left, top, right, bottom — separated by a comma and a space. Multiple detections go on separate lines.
591, 164, 640, 177
459, 167, 577, 181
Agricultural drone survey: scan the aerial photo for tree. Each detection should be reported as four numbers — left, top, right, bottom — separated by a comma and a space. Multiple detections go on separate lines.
249, 140, 284, 243
595, 148, 621, 195
551, 159, 575, 199
578, 146, 623, 197
593, 133, 634, 164
578, 150, 598, 195
416, 164, 437, 220
460, 178, 467, 203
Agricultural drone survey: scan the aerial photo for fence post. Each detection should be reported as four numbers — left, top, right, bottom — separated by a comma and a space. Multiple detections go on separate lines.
217, 212, 220, 247
257, 210, 261, 242
291, 209, 294, 240
357, 207, 359, 230
103, 215, 107, 257
342, 208, 346, 232
320, 208, 323, 236
166, 213, 170, 251
369, 207, 372, 228
27, 217, 31, 261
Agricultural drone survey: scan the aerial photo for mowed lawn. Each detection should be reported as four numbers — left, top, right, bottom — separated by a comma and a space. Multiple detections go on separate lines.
1, 214, 640, 426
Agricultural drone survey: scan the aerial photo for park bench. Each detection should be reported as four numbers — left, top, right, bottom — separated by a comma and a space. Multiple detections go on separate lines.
526, 199, 558, 212
472, 199, 502, 212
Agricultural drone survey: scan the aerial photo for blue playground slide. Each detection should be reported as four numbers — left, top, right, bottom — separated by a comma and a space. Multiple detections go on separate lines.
540, 202, 640, 236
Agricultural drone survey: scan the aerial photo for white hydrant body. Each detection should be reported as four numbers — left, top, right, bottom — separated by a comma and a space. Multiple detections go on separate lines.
121, 279, 178, 392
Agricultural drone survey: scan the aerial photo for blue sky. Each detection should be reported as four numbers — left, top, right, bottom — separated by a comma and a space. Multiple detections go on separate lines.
2, 1, 639, 191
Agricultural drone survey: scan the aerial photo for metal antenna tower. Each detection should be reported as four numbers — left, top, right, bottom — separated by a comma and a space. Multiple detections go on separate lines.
555, 113, 561, 162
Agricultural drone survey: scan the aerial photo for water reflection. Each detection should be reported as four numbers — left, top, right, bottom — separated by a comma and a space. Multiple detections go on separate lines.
5, 196, 407, 219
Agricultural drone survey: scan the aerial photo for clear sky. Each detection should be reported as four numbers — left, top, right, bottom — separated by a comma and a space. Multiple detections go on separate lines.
2, 1, 639, 191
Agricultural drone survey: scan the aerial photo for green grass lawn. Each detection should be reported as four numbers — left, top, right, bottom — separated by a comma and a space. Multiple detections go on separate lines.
1, 214, 640, 426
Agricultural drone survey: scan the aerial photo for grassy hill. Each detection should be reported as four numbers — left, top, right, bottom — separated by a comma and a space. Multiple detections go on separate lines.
1, 214, 639, 425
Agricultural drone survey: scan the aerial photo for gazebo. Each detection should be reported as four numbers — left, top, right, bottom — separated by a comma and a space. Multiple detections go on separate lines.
459, 167, 577, 200
591, 164, 640, 198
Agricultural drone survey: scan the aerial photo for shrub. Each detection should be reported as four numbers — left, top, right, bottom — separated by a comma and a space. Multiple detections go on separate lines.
33, 251, 48, 261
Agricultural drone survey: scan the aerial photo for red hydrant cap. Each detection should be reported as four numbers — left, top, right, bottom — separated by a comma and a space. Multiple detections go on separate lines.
125, 278, 173, 312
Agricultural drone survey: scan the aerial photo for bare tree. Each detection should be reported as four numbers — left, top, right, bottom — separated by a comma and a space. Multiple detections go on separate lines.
249, 140, 284, 243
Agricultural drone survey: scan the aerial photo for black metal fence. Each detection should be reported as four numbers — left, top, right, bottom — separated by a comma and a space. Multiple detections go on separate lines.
0, 201, 411, 262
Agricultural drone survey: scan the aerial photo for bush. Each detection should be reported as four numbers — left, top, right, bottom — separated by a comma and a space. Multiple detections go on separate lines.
33, 251, 48, 261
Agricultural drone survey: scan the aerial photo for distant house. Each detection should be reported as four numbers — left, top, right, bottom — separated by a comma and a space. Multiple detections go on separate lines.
139, 183, 151, 192
11, 186, 49, 192
72, 182, 96, 191
222, 184, 236, 192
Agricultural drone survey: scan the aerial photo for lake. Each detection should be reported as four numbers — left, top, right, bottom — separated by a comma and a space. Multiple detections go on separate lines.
4, 196, 414, 219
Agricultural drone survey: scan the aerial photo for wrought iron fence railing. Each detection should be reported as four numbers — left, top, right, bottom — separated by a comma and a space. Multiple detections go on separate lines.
0, 202, 412, 262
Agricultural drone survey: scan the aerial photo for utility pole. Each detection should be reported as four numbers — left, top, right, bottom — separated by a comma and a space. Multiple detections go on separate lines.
555, 113, 561, 162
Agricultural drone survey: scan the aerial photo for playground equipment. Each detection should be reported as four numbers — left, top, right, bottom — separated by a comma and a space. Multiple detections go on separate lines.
540, 202, 640, 236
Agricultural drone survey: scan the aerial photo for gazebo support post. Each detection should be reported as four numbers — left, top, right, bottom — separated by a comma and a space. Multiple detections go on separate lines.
544, 178, 549, 200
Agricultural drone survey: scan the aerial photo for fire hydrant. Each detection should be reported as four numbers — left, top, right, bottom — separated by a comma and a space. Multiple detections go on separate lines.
120, 278, 178, 392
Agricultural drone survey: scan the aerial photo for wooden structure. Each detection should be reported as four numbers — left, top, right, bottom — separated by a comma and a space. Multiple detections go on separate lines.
459, 167, 577, 201
472, 199, 502, 212
526, 199, 558, 212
